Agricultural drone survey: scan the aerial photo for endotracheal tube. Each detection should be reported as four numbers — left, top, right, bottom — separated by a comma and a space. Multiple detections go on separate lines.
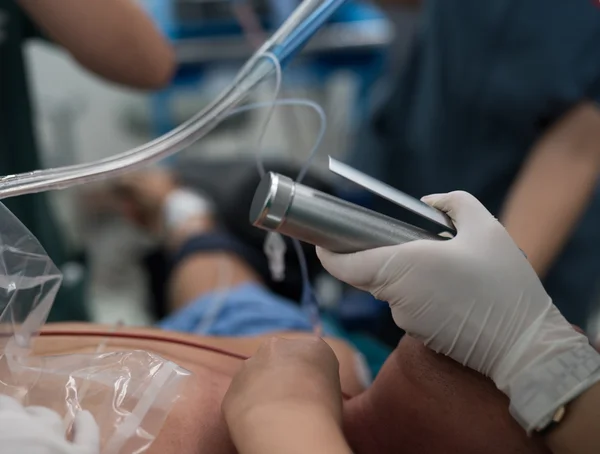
0, 0, 346, 199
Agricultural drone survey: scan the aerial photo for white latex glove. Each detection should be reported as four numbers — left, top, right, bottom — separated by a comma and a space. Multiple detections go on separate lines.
317, 191, 600, 432
0, 395, 100, 454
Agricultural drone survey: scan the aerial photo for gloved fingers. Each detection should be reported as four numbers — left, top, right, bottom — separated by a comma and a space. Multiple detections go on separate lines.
25, 405, 65, 435
421, 191, 495, 233
316, 245, 398, 289
71, 410, 100, 452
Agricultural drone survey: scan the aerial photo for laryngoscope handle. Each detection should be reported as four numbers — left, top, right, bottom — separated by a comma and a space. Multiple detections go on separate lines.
250, 172, 442, 254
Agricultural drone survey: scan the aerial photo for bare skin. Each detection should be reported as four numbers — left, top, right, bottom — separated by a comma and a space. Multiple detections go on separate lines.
18, 0, 175, 89
223, 337, 352, 454
33, 324, 363, 454
502, 102, 600, 278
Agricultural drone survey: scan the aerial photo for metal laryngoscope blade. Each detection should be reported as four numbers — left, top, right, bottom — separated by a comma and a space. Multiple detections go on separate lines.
327, 156, 456, 235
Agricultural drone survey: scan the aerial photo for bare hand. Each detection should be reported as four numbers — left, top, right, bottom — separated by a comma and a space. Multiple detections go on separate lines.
222, 337, 343, 433
113, 169, 176, 233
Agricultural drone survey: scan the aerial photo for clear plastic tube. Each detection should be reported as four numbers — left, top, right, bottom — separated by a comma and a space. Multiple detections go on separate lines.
237, 90, 327, 334
0, 0, 341, 199
253, 52, 283, 178
190, 91, 327, 335
0, 58, 269, 198
227, 99, 327, 182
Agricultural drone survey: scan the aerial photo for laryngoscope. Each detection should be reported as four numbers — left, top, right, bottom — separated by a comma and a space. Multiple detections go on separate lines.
251, 158, 455, 253
0, 0, 346, 199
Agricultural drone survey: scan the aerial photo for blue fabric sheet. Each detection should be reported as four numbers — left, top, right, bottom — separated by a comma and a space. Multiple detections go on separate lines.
158, 282, 314, 336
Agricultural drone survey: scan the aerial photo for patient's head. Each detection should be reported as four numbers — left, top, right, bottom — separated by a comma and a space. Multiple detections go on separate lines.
343, 336, 550, 454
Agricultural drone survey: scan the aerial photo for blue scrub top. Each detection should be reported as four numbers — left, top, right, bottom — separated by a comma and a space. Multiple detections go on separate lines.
370, 0, 600, 327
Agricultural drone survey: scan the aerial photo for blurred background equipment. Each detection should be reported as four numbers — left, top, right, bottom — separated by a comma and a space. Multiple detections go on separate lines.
143, 0, 393, 167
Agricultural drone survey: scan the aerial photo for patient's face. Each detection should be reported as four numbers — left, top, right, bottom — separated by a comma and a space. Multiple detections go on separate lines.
343, 336, 550, 454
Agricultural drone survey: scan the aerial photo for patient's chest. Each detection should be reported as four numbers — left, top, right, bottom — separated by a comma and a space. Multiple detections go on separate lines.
148, 361, 236, 454
32, 325, 256, 454
33, 324, 361, 454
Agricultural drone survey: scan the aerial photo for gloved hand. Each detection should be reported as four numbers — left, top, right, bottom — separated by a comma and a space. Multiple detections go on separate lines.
0, 395, 99, 454
317, 191, 600, 432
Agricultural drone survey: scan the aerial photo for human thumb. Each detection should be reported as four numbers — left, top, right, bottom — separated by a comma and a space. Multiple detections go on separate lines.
421, 191, 495, 233
316, 246, 399, 290
71, 411, 100, 454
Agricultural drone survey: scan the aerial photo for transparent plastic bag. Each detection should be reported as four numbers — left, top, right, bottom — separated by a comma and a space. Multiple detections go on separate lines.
0, 202, 190, 452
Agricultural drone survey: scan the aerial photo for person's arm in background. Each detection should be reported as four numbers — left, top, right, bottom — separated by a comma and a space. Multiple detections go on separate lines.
18, 0, 175, 89
501, 102, 600, 277
111, 170, 260, 311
